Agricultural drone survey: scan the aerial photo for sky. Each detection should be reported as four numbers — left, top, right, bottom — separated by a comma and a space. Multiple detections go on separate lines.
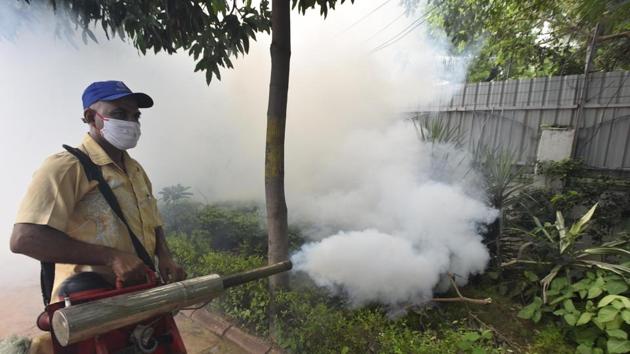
0, 0, 469, 287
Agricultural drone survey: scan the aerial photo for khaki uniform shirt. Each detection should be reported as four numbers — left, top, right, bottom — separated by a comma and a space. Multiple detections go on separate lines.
15, 133, 162, 298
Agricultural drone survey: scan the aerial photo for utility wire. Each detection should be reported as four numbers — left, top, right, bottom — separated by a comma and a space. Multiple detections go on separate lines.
370, 6, 436, 53
363, 9, 406, 43
342, 0, 393, 33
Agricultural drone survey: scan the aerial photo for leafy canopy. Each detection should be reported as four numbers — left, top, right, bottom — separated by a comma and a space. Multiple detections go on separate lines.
427, 0, 630, 82
24, 0, 352, 83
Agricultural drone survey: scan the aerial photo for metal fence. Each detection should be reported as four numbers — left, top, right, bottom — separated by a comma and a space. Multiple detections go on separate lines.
414, 71, 630, 171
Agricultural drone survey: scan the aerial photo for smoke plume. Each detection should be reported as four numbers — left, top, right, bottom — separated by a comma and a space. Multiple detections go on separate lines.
290, 121, 497, 309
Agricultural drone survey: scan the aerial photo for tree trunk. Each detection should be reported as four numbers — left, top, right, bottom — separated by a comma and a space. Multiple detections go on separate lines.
266, 0, 291, 291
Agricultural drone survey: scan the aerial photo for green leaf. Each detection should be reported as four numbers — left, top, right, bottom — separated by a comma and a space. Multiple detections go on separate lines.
593, 317, 605, 330
471, 348, 487, 354
599, 296, 630, 309
574, 278, 594, 291
518, 298, 542, 320
600, 295, 621, 307
551, 277, 570, 291
577, 344, 593, 354
606, 316, 625, 330
577, 312, 594, 326
462, 332, 481, 342
564, 299, 577, 312
569, 203, 598, 236
533, 310, 542, 323
580, 260, 630, 277
598, 306, 620, 323
622, 310, 630, 324
564, 313, 578, 326
583, 247, 630, 257
588, 286, 604, 299
554, 309, 566, 316
607, 329, 628, 340
607, 339, 630, 353
606, 280, 629, 295
533, 216, 554, 243
542, 267, 563, 303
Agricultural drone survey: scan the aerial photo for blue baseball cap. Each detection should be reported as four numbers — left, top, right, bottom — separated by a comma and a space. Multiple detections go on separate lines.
82, 80, 153, 109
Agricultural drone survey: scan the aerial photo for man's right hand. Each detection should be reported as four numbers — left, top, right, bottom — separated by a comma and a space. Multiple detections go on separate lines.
11, 223, 151, 286
107, 251, 147, 284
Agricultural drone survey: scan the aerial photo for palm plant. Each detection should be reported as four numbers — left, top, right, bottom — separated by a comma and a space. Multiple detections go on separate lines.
504, 203, 630, 303
471, 144, 527, 262
411, 115, 463, 146
159, 184, 193, 205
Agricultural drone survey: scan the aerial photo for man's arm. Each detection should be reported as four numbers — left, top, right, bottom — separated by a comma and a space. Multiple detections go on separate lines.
10, 223, 146, 282
154, 226, 186, 282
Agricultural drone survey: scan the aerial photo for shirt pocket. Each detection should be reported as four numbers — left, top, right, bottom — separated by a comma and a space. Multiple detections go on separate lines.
134, 177, 159, 227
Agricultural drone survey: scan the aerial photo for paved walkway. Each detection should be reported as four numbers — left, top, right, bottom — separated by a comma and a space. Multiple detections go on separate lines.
0, 281, 245, 354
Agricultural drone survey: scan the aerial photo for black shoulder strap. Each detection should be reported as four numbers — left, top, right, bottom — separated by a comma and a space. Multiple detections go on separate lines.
39, 145, 156, 306
40, 262, 54, 306
61, 144, 156, 272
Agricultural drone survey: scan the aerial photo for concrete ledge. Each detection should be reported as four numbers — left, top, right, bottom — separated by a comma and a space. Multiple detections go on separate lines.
188, 309, 233, 337
181, 310, 282, 354
224, 326, 270, 354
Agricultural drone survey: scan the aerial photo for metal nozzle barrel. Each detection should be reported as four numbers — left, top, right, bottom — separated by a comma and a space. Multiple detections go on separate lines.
52, 260, 292, 346
222, 260, 292, 289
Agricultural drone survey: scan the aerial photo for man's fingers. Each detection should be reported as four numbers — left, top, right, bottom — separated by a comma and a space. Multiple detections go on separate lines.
162, 267, 172, 283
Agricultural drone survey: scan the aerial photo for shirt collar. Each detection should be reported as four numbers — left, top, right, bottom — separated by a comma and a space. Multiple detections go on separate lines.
81, 133, 131, 167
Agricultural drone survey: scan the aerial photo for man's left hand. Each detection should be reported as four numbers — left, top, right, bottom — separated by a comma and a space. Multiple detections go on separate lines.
158, 256, 187, 283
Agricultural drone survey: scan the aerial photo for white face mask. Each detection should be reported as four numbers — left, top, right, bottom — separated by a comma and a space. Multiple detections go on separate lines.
100, 117, 141, 150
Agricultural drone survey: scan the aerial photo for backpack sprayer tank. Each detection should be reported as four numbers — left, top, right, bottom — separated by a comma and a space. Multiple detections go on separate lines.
39, 261, 292, 353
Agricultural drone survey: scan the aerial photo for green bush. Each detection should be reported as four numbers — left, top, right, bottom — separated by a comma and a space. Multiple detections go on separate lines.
168, 232, 513, 353
163, 201, 306, 258
160, 200, 203, 235
169, 233, 513, 353
168, 233, 270, 334
518, 269, 630, 353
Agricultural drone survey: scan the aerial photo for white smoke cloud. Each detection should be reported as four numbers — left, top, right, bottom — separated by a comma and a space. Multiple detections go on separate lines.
290, 121, 497, 309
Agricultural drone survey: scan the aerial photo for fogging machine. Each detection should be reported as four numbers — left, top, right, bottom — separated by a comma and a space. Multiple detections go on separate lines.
36, 261, 292, 354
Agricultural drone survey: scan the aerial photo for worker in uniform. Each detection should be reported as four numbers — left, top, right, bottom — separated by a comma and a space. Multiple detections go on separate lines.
10, 80, 186, 354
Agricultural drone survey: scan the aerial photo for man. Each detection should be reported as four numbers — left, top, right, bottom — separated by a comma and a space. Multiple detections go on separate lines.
10, 80, 185, 353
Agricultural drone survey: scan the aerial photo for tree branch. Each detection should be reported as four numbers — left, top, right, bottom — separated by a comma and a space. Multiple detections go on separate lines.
597, 31, 630, 42
431, 273, 493, 305
501, 259, 553, 267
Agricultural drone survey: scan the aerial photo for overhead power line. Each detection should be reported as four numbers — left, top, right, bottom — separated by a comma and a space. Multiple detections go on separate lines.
342, 0, 393, 33
363, 10, 406, 43
370, 6, 436, 53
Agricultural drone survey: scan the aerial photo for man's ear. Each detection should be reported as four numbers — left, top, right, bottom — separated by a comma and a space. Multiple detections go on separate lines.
83, 109, 95, 124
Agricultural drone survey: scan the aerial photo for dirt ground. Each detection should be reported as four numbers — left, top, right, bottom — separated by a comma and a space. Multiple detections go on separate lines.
0, 281, 245, 354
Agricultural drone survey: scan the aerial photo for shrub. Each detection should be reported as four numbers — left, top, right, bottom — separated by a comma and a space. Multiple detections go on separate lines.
518, 270, 630, 354
169, 234, 512, 353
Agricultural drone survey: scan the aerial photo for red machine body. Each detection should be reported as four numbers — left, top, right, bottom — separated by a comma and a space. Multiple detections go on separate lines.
37, 273, 187, 354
